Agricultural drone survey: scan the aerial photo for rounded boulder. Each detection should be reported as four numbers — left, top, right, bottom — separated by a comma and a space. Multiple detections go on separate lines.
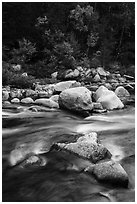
59, 87, 93, 114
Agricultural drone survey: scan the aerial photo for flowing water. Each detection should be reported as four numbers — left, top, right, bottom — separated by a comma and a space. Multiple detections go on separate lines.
2, 104, 135, 202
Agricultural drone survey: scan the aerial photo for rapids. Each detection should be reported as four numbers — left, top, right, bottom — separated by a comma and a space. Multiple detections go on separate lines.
2, 104, 135, 202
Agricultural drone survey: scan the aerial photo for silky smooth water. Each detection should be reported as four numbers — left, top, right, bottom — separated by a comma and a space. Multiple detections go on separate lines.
2, 104, 135, 202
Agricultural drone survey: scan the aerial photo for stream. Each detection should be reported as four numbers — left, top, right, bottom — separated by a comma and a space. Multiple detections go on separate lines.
2, 104, 135, 202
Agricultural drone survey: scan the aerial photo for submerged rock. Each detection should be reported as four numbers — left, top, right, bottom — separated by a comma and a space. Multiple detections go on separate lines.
85, 161, 128, 187
59, 86, 93, 115
53, 132, 111, 163
20, 155, 47, 168
9, 142, 48, 166
27, 105, 52, 112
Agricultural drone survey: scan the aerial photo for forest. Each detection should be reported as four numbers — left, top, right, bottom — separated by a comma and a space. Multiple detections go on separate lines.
2, 2, 135, 88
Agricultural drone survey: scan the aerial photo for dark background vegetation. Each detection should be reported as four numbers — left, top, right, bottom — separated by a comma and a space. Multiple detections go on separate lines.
2, 2, 135, 88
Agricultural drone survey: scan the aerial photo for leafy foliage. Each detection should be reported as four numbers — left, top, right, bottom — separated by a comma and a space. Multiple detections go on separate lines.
9, 38, 37, 65
2, 61, 35, 88
2, 2, 135, 86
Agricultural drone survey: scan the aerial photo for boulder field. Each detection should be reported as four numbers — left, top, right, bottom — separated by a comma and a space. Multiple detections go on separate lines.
2, 82, 132, 115
2, 66, 134, 115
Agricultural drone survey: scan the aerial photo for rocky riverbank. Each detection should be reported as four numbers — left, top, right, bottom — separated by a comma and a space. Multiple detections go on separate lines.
2, 66, 135, 116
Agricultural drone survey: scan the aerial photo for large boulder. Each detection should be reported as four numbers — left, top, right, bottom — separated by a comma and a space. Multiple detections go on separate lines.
93, 85, 110, 101
59, 86, 93, 114
2, 90, 9, 101
85, 161, 128, 187
53, 132, 111, 163
93, 85, 124, 110
97, 92, 124, 110
54, 80, 80, 94
35, 98, 59, 108
21, 97, 34, 104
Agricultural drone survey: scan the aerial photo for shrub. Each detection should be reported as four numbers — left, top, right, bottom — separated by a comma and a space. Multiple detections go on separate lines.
2, 61, 35, 88
10, 74, 36, 89
9, 38, 37, 66
2, 61, 13, 85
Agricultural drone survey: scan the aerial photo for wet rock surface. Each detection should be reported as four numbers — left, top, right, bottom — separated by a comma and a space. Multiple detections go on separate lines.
53, 132, 111, 163
85, 161, 128, 187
